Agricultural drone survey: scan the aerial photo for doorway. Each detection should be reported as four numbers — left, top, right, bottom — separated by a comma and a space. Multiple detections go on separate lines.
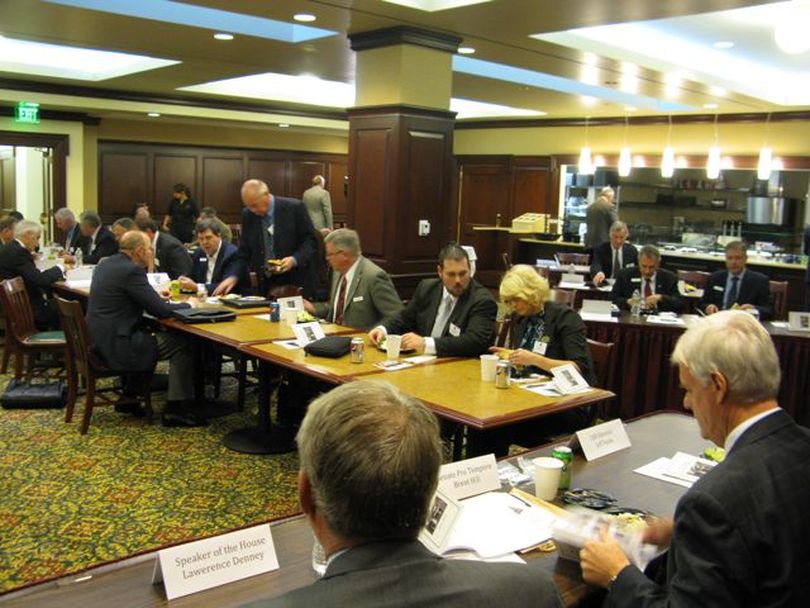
0, 145, 54, 242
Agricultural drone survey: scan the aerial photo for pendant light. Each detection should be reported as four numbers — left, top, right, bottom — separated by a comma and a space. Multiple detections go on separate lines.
618, 115, 632, 177
757, 112, 773, 181
578, 117, 594, 175
661, 115, 675, 178
706, 113, 721, 180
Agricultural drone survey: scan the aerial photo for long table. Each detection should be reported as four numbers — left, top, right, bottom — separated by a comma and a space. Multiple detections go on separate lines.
2, 412, 705, 608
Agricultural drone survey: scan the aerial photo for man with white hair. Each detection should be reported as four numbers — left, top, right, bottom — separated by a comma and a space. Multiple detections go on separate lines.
54, 207, 89, 256
590, 221, 638, 287
0, 220, 64, 330
580, 311, 810, 606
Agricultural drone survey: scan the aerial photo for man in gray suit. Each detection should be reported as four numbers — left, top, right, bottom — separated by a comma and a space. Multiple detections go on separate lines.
304, 228, 402, 331
242, 380, 562, 608
302, 175, 333, 235
580, 310, 810, 606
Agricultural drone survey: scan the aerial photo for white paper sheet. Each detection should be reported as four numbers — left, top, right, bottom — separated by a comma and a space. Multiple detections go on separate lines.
633, 457, 693, 488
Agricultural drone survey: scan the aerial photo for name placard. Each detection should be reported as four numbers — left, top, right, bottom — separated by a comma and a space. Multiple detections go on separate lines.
153, 524, 279, 600
575, 419, 631, 461
438, 454, 500, 500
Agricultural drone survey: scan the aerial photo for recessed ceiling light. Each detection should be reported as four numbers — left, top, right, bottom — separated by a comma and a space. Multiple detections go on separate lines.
278, 123, 291, 128
703, 103, 719, 109
381, 0, 493, 12
213, 32, 234, 41
147, 112, 161, 117
293, 13, 316, 22
712, 41, 734, 50
709, 85, 727, 97
458, 46, 476, 55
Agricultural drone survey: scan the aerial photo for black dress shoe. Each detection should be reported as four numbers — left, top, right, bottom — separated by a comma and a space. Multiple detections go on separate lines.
161, 411, 208, 428
114, 398, 147, 418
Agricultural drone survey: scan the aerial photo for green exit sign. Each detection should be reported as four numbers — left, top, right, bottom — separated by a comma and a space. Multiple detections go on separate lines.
15, 102, 40, 124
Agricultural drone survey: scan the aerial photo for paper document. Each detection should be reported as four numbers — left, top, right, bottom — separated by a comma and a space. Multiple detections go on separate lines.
634, 451, 716, 488
579, 312, 617, 323
66, 279, 92, 289
404, 355, 437, 365
558, 281, 588, 290
374, 360, 415, 371
646, 315, 686, 326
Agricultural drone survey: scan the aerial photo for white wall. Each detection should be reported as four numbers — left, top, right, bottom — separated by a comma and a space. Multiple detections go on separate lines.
14, 147, 45, 224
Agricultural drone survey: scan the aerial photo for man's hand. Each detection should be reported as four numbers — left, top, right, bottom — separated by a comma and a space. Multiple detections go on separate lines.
212, 276, 238, 296
738, 303, 754, 311
592, 271, 606, 287
185, 296, 199, 309
705, 304, 719, 315
401, 333, 425, 353
642, 517, 674, 548
368, 327, 386, 345
178, 276, 197, 292
320, 228, 331, 236
644, 293, 662, 309
277, 256, 296, 273
303, 299, 315, 314
580, 529, 632, 588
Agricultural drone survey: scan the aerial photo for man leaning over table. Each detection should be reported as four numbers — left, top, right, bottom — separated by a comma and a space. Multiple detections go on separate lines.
580, 310, 810, 607
700, 240, 773, 320
241, 380, 563, 608
304, 228, 402, 331
368, 243, 497, 356
612, 245, 681, 313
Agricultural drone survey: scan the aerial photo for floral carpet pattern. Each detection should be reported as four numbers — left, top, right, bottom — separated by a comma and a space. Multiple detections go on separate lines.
0, 376, 301, 595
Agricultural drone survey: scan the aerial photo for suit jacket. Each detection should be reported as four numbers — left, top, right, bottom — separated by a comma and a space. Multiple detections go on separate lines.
64, 223, 90, 255
154, 231, 192, 279
608, 409, 810, 608
189, 241, 240, 295
585, 199, 617, 249
509, 301, 596, 385
86, 253, 189, 372
243, 540, 563, 608
84, 226, 119, 265
382, 278, 497, 357
612, 266, 682, 313
590, 242, 638, 279
313, 256, 402, 331
236, 197, 318, 297
0, 240, 64, 330
302, 185, 333, 232
700, 269, 773, 320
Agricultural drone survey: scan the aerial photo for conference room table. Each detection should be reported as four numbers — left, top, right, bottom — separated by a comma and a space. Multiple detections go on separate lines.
3, 411, 707, 608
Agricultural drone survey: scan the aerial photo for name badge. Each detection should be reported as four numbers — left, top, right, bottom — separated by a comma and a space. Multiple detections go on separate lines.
266, 225, 274, 236
713, 285, 724, 292
626, 263, 635, 268
448, 323, 461, 337
532, 339, 548, 355
198, 257, 207, 263
631, 277, 641, 283
352, 296, 364, 303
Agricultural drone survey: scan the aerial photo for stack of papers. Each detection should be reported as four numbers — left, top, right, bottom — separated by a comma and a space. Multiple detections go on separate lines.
646, 315, 686, 326
634, 451, 717, 488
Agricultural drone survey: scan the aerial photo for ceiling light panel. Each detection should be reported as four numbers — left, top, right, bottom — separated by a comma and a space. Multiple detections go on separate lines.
381, 0, 492, 12
450, 98, 545, 119
0, 35, 179, 81
44, 0, 336, 43
178, 73, 355, 108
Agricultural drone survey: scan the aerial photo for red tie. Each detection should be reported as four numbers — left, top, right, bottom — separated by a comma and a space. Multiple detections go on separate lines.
334, 275, 348, 325
644, 278, 653, 299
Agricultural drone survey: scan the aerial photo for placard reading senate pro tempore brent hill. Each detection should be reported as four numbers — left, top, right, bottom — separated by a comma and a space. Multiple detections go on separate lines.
154, 524, 280, 600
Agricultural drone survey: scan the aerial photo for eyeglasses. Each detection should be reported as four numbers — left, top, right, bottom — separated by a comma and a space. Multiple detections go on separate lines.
325, 249, 344, 258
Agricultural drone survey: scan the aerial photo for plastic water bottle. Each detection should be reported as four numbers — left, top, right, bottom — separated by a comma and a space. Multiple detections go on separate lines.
311, 536, 327, 577
75, 248, 83, 267
631, 289, 642, 318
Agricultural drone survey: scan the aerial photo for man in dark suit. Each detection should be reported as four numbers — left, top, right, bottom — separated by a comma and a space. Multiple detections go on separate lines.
241, 381, 563, 608
581, 310, 810, 607
304, 228, 402, 331
86, 231, 204, 427
369, 244, 497, 357
178, 219, 240, 295
612, 245, 681, 313
700, 240, 772, 320
54, 207, 89, 257
590, 221, 638, 286
214, 178, 317, 298
79, 211, 118, 264
135, 218, 192, 279
0, 220, 64, 330
0, 215, 18, 246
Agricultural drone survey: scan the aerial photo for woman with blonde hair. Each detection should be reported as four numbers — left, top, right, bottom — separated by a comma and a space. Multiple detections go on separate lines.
492, 264, 595, 384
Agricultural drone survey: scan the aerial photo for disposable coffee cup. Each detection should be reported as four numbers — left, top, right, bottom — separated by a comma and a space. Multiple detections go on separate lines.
386, 334, 402, 361
533, 456, 564, 501
480, 354, 499, 382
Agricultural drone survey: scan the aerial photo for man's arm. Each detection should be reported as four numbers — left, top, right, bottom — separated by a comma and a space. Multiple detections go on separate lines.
368, 272, 403, 320
17, 254, 63, 290
750, 274, 774, 320
658, 274, 683, 313
291, 203, 318, 268
124, 267, 190, 318
321, 191, 333, 230
85, 233, 118, 264
165, 242, 193, 279
590, 244, 607, 276
612, 274, 631, 310
434, 288, 497, 357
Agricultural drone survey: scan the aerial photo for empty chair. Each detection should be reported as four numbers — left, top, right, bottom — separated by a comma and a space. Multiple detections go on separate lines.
557, 252, 590, 266
677, 269, 711, 290
769, 280, 789, 321
550, 288, 576, 308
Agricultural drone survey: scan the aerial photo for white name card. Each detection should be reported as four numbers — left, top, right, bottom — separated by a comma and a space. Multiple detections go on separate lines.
438, 454, 500, 500
292, 321, 325, 346
153, 524, 279, 600
575, 419, 631, 461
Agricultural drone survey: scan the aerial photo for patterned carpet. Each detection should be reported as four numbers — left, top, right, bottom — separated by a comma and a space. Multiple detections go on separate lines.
0, 373, 301, 595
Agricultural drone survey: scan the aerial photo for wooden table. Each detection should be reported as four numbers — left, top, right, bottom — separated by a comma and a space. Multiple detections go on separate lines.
3, 412, 704, 608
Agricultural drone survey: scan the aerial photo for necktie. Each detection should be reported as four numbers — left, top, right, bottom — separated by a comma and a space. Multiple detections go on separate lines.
334, 275, 348, 325
725, 276, 739, 309
65, 226, 73, 251
262, 216, 274, 276
644, 278, 653, 300
431, 295, 453, 338
611, 248, 619, 278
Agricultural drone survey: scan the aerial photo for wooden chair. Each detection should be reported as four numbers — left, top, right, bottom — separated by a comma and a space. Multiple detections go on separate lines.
0, 278, 67, 380
677, 270, 711, 290
495, 313, 513, 347
587, 338, 615, 419
769, 280, 789, 321
268, 285, 304, 300
551, 288, 576, 308
55, 297, 153, 434
227, 224, 241, 243
502, 252, 512, 271
557, 252, 590, 266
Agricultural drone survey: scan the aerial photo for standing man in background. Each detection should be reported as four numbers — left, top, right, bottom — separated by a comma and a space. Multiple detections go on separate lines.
302, 175, 333, 235
585, 186, 617, 253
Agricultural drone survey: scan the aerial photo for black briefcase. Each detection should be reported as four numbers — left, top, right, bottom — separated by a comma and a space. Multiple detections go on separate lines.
1, 379, 67, 409
303, 336, 352, 358
171, 307, 237, 323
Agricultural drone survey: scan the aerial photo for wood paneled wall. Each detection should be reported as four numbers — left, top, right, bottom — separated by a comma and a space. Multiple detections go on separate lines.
98, 141, 348, 226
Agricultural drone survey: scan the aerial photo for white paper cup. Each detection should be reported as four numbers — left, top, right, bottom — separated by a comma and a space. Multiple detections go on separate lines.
533, 457, 564, 501
386, 334, 402, 361
480, 354, 499, 382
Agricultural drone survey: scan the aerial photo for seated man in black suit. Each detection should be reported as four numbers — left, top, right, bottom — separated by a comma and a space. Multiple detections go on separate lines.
110, 217, 135, 242
54, 207, 89, 262
86, 231, 204, 427
241, 381, 563, 608
178, 219, 240, 295
590, 221, 638, 287
0, 215, 19, 246
700, 240, 772, 320
135, 218, 192, 279
213, 179, 317, 298
0, 220, 64, 330
612, 245, 681, 313
581, 311, 810, 607
79, 211, 118, 264
369, 244, 497, 357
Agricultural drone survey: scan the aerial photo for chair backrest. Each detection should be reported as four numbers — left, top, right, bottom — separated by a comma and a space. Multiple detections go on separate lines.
586, 338, 614, 388
557, 252, 590, 266
0, 277, 38, 344
551, 288, 576, 308
228, 224, 242, 243
502, 252, 512, 271
769, 280, 789, 321
268, 284, 304, 300
55, 296, 94, 378
495, 313, 513, 347
676, 270, 711, 290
